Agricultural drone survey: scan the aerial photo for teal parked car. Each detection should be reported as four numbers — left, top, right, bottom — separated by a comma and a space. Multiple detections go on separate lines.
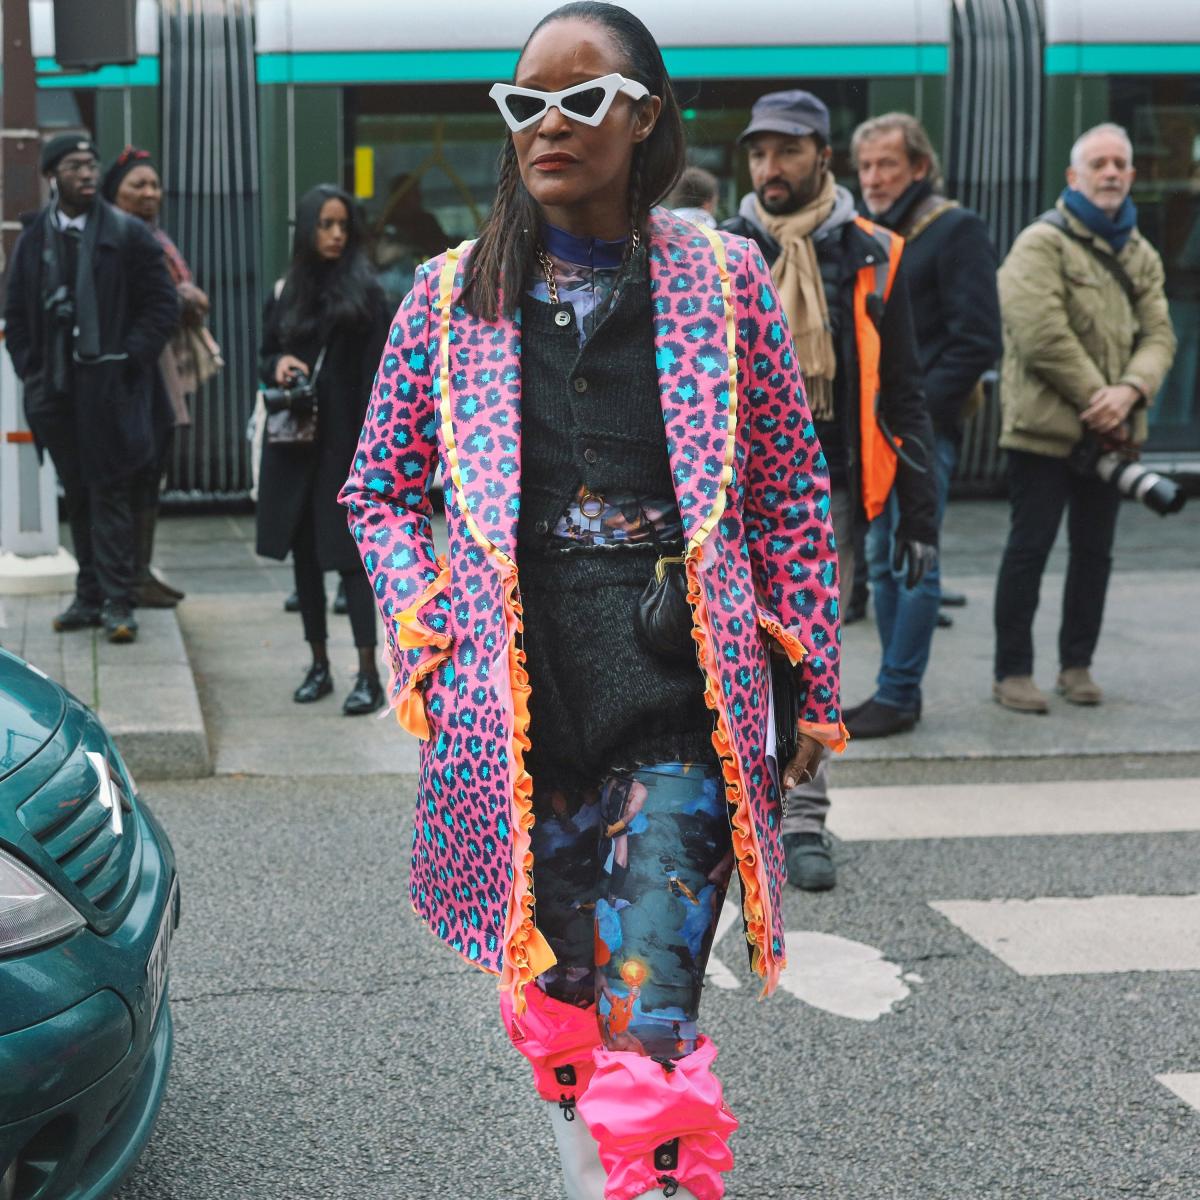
0, 647, 179, 1199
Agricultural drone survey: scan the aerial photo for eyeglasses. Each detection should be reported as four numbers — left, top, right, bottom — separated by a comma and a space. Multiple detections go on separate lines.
59, 157, 99, 175
489, 73, 649, 133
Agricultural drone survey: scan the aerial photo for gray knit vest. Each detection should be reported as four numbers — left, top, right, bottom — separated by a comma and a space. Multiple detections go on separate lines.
516, 264, 676, 552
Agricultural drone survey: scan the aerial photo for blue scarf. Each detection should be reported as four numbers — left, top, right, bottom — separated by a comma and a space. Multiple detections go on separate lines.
541, 221, 627, 268
1060, 187, 1137, 252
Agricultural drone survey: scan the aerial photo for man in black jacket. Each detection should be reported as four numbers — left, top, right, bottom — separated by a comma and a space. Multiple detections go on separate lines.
4, 133, 179, 643
721, 91, 938, 890
847, 113, 1002, 736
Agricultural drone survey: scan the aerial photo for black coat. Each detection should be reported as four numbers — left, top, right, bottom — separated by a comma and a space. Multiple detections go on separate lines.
872, 182, 1003, 437
3, 199, 179, 484
255, 288, 392, 571
721, 209, 939, 546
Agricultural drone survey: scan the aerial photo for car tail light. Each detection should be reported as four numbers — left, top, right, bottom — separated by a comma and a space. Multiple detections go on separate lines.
0, 847, 85, 957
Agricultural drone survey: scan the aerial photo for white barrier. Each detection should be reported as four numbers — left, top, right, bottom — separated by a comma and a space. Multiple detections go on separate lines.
0, 322, 77, 594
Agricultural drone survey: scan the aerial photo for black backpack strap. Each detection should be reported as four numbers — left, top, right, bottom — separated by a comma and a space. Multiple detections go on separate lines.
1038, 208, 1138, 307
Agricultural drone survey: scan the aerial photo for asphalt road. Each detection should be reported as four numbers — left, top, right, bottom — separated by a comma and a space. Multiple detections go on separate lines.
115, 773, 1200, 1200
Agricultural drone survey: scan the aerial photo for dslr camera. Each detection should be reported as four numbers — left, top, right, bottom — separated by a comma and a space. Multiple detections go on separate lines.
260, 368, 317, 417
1069, 428, 1186, 516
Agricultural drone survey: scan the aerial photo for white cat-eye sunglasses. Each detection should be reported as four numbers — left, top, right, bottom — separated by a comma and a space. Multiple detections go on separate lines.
489, 72, 650, 133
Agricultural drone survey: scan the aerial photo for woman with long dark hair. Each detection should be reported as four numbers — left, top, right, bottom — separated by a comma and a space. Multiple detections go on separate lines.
341, 5, 847, 1195
258, 184, 391, 714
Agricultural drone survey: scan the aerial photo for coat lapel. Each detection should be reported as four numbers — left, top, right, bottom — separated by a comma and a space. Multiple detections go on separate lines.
438, 211, 735, 562
647, 209, 738, 550
437, 247, 523, 565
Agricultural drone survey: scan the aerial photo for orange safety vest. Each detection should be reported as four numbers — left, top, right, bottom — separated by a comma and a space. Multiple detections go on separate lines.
851, 216, 905, 522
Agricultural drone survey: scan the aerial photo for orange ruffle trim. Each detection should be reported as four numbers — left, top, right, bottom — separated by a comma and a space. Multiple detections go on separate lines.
393, 650, 450, 741
798, 719, 849, 754
689, 553, 782, 996
389, 560, 453, 742
498, 566, 555, 1014
757, 607, 849, 754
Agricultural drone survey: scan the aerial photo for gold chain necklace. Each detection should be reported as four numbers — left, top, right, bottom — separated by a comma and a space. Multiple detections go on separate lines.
535, 226, 641, 306
535, 245, 560, 305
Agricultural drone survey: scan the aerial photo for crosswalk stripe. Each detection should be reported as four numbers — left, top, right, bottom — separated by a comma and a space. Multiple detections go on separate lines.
828, 778, 1200, 842
1157, 1074, 1200, 1113
776, 932, 911, 1021
930, 894, 1200, 975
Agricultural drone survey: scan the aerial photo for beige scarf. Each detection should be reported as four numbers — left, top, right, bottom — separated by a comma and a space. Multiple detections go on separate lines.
755, 173, 838, 419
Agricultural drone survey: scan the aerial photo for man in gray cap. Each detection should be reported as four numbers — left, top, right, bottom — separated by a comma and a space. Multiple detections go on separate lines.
722, 90, 938, 890
4, 131, 178, 643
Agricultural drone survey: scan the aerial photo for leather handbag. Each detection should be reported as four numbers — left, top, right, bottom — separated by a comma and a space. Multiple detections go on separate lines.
635, 553, 694, 663
770, 652, 802, 768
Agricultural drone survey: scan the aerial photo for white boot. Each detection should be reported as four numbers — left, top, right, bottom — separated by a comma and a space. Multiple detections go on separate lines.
547, 1100, 607, 1200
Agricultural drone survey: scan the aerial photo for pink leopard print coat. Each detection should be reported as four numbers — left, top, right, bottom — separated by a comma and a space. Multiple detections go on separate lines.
340, 208, 845, 1009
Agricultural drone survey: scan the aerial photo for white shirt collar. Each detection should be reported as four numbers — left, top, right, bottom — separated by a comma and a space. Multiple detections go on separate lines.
53, 206, 88, 233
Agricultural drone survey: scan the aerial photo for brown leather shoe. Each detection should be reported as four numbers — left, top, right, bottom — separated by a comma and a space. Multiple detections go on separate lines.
1057, 668, 1102, 705
993, 675, 1050, 713
133, 576, 181, 608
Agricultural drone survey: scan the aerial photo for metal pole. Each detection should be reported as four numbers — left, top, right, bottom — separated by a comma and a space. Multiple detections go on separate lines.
1, 0, 43, 284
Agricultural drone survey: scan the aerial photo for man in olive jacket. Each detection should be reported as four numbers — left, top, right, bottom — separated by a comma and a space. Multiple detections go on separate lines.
992, 122, 1176, 713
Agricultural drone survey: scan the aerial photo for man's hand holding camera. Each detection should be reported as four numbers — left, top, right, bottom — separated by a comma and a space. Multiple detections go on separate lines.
1081, 382, 1141, 435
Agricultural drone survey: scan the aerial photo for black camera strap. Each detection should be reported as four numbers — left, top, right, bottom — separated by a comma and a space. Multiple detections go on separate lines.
309, 345, 328, 386
1038, 209, 1139, 309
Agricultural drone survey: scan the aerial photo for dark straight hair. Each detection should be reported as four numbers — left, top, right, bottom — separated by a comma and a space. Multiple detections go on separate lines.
462, 1, 687, 321
276, 183, 382, 345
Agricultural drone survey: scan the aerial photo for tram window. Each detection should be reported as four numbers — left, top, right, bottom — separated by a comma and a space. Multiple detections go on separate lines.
1106, 76, 1200, 448
350, 78, 872, 302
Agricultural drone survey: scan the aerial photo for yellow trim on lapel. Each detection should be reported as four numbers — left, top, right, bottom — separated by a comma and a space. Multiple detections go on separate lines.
435, 243, 516, 570
434, 242, 550, 1010
689, 224, 740, 552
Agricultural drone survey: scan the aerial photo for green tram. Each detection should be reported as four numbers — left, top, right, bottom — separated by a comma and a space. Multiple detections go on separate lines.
30, 0, 1200, 496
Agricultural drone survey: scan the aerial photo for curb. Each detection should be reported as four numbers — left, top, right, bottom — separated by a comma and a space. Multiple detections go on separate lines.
95, 607, 213, 781
1, 594, 213, 782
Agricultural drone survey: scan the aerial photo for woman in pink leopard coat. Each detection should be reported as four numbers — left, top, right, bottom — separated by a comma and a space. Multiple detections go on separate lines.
340, 4, 846, 1197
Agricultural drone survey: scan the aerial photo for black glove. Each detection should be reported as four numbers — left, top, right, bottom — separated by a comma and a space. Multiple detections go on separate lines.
892, 539, 938, 590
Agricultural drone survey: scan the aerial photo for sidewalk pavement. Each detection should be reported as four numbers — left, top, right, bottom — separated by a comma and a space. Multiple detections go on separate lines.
1, 498, 1197, 784
0, 591, 210, 781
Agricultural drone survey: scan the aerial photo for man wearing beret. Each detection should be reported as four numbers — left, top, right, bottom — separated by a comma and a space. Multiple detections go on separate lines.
4, 132, 179, 642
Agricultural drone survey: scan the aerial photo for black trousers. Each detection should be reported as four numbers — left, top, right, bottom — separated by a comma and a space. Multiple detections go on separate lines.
291, 504, 377, 650
993, 448, 1121, 680
46, 427, 136, 608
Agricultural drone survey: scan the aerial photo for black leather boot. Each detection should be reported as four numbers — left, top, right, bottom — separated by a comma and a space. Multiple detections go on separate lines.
342, 671, 384, 715
293, 662, 333, 703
